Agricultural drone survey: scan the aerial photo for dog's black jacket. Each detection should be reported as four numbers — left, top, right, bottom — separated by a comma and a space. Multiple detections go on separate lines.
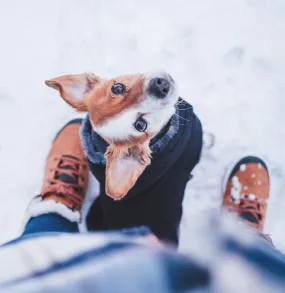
84, 100, 203, 246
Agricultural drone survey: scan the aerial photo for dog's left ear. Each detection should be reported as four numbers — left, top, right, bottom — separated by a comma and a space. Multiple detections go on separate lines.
45, 73, 101, 111
105, 144, 151, 200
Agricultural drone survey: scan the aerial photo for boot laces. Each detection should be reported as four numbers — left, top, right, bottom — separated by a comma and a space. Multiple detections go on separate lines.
238, 196, 265, 227
42, 155, 87, 210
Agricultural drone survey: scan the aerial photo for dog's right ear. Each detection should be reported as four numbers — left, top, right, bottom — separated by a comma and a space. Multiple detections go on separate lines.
45, 73, 100, 111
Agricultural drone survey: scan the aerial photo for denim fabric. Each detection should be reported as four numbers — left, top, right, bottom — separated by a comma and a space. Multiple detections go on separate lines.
1, 215, 285, 293
1, 214, 78, 248
23, 214, 151, 237
23, 214, 79, 235
7, 214, 151, 248
1, 230, 285, 293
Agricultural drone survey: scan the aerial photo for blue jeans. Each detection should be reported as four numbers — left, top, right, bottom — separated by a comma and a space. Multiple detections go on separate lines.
2, 214, 285, 293
23, 214, 79, 235
16, 213, 151, 243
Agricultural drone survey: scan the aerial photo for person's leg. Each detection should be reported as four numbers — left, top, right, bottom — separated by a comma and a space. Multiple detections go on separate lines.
222, 155, 272, 241
21, 119, 89, 236
23, 213, 78, 235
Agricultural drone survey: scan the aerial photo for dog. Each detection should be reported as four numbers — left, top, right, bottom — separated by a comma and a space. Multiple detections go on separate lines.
46, 71, 203, 245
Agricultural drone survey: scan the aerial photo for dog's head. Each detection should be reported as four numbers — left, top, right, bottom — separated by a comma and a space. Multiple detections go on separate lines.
46, 72, 178, 200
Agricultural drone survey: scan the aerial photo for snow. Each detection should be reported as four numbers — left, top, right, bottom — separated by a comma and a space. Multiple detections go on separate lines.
231, 176, 242, 203
240, 164, 246, 171
0, 0, 285, 252
248, 194, 256, 201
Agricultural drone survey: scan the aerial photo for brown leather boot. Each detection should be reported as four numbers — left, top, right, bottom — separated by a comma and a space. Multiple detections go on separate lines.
23, 119, 89, 227
40, 119, 88, 213
222, 156, 270, 233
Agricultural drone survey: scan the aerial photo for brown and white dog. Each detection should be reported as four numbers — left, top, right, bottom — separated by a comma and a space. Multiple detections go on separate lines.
46, 72, 178, 200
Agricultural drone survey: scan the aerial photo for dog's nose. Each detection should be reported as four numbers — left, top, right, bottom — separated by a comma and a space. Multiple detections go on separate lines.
149, 78, 170, 99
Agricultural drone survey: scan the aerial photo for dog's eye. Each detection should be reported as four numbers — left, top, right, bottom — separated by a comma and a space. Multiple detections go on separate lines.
111, 83, 126, 95
134, 118, 147, 132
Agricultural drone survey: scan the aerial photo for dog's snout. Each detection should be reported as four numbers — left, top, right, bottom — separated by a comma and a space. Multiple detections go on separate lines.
149, 78, 170, 99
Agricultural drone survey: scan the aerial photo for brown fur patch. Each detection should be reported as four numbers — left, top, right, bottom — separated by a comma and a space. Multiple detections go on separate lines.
105, 143, 151, 199
86, 74, 145, 126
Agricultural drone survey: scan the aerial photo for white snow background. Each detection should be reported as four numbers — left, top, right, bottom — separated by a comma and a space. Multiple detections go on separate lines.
0, 0, 285, 251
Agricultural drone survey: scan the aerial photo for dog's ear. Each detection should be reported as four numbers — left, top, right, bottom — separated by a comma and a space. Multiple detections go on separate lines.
105, 144, 151, 200
45, 73, 100, 111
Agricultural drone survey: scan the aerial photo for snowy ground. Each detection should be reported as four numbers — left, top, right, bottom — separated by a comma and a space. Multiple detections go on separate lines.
0, 0, 285, 250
